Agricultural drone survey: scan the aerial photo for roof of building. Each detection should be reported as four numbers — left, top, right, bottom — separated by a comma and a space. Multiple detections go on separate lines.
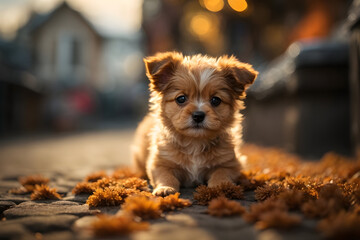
19, 2, 139, 40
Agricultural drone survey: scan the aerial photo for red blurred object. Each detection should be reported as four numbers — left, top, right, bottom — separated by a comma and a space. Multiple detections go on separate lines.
67, 89, 94, 114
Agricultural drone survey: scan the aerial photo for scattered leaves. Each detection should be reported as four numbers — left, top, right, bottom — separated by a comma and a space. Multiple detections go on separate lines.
30, 184, 61, 200
318, 211, 360, 240
85, 171, 107, 182
122, 195, 162, 220
158, 193, 191, 211
243, 198, 288, 223
208, 196, 245, 217
255, 210, 301, 230
19, 175, 49, 192
91, 215, 149, 237
86, 187, 125, 207
72, 182, 97, 195
117, 177, 149, 191
193, 183, 244, 205
254, 184, 285, 201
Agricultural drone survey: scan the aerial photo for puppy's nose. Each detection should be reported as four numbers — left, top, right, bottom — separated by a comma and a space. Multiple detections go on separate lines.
192, 111, 205, 123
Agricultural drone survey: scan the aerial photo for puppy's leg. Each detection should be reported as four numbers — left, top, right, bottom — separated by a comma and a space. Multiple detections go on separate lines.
150, 166, 180, 196
207, 167, 239, 187
132, 115, 153, 178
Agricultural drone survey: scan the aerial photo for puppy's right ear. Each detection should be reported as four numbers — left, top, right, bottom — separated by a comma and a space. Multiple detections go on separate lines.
144, 52, 183, 92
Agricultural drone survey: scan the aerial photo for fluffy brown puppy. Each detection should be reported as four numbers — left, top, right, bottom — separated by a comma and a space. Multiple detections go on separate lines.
132, 52, 257, 196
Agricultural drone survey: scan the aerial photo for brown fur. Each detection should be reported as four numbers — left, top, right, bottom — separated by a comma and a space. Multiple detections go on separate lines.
132, 52, 257, 196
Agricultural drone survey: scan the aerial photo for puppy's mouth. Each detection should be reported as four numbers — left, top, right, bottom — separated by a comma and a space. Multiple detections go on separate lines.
180, 123, 206, 131
192, 123, 204, 129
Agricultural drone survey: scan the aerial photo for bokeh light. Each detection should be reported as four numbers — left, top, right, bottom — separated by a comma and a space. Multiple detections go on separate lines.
228, 0, 248, 12
202, 0, 224, 13
190, 13, 212, 37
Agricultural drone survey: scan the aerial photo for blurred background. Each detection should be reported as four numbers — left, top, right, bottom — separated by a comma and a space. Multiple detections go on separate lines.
0, 0, 359, 160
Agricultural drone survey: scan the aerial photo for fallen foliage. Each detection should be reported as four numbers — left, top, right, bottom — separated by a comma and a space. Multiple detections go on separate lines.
86, 187, 125, 207
276, 189, 306, 210
72, 182, 97, 195
122, 195, 162, 220
255, 210, 301, 230
30, 184, 61, 200
19, 175, 50, 192
91, 215, 149, 237
208, 196, 245, 217
117, 177, 149, 191
85, 171, 107, 182
254, 184, 285, 201
158, 193, 192, 211
318, 211, 360, 240
243, 198, 288, 223
193, 183, 244, 205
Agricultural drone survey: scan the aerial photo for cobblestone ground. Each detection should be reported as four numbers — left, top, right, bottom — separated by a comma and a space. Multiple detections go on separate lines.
0, 129, 322, 240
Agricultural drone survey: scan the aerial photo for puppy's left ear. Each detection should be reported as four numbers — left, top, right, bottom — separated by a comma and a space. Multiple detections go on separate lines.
218, 56, 258, 99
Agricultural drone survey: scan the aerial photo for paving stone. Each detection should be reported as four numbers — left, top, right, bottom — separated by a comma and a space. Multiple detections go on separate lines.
177, 205, 207, 214
258, 229, 283, 240
3, 201, 100, 219
93, 206, 121, 215
0, 181, 22, 192
1, 215, 78, 233
63, 194, 89, 204
133, 222, 215, 240
0, 175, 22, 181
179, 188, 195, 200
238, 200, 256, 209
50, 200, 79, 206
0, 223, 35, 240
41, 231, 76, 240
244, 191, 256, 202
166, 213, 248, 229
72, 216, 97, 232
48, 185, 69, 195
0, 194, 31, 204
0, 201, 16, 214
72, 216, 97, 239
55, 178, 79, 189
258, 229, 321, 240
210, 226, 259, 240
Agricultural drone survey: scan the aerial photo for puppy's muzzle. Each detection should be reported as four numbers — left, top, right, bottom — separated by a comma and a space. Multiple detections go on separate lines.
192, 111, 205, 123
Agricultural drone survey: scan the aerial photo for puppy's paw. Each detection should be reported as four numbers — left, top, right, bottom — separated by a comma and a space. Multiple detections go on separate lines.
152, 186, 177, 196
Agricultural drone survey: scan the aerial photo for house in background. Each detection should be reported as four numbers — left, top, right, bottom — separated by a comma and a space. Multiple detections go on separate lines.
13, 2, 144, 130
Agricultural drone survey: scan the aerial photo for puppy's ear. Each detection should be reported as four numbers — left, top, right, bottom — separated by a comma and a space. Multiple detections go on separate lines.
218, 56, 258, 99
144, 52, 183, 92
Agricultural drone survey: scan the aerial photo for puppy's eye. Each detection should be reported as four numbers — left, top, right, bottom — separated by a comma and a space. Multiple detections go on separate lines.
176, 95, 187, 105
210, 96, 221, 107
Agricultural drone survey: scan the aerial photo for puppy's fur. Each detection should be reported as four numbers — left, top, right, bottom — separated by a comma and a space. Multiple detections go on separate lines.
132, 52, 257, 196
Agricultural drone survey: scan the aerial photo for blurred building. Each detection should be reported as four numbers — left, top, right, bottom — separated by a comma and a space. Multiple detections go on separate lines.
244, 40, 350, 158
18, 2, 143, 92
0, 2, 144, 134
0, 39, 43, 136
348, 0, 360, 158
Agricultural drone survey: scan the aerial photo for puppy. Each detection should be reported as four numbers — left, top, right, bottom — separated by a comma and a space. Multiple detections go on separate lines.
132, 52, 257, 196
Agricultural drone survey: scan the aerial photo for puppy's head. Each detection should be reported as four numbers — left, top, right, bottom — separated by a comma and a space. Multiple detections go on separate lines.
145, 52, 257, 138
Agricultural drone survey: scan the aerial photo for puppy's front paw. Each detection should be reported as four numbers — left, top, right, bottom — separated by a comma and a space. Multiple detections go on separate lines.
152, 186, 178, 196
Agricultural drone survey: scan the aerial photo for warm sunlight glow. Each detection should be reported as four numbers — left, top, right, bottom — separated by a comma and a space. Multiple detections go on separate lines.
203, 0, 224, 13
228, 0, 248, 12
190, 14, 212, 37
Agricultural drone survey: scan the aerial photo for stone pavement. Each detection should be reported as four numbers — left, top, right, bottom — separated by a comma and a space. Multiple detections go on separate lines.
0, 129, 323, 240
